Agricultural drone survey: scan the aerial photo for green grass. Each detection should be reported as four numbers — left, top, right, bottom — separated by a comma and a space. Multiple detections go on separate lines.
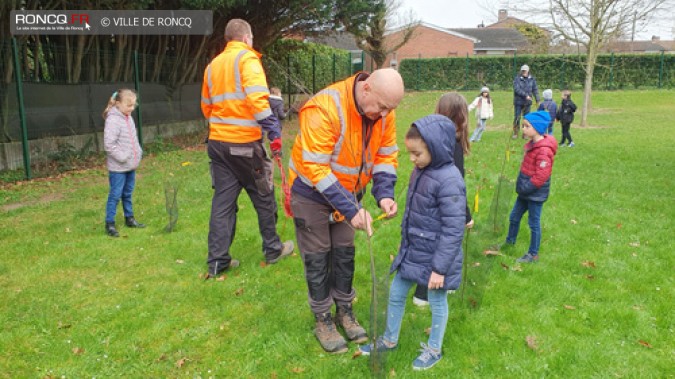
1, 89, 673, 378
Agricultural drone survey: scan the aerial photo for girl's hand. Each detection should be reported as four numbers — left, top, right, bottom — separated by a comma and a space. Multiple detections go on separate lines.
427, 272, 445, 290
466, 219, 474, 229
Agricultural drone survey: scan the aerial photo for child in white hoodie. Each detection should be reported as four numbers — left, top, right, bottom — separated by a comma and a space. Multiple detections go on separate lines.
467, 87, 494, 142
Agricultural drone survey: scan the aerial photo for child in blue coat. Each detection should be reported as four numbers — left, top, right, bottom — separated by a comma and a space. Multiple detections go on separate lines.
359, 114, 466, 371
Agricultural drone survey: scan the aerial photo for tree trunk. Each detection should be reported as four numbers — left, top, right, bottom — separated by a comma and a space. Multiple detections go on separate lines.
580, 46, 598, 127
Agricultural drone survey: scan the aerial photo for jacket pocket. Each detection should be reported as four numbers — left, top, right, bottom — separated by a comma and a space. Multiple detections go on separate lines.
407, 227, 437, 260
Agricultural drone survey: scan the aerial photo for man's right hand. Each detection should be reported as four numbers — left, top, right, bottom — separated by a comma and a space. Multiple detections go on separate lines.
350, 208, 373, 236
270, 138, 282, 158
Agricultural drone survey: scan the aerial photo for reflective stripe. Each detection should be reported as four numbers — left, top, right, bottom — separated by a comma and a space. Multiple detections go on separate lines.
201, 96, 211, 105
233, 50, 246, 93
209, 117, 260, 127
207, 50, 248, 105
254, 108, 272, 120
211, 93, 246, 103
245, 85, 269, 95
289, 159, 315, 188
315, 173, 339, 192
302, 150, 332, 164
373, 164, 397, 175
331, 162, 360, 175
317, 89, 346, 157
207, 64, 213, 94
378, 145, 398, 155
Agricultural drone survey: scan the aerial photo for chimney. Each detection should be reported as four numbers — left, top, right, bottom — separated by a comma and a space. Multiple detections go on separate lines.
498, 9, 508, 22
652, 35, 660, 41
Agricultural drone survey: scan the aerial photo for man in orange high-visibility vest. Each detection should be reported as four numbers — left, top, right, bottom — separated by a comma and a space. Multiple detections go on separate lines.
201, 19, 293, 276
289, 68, 404, 353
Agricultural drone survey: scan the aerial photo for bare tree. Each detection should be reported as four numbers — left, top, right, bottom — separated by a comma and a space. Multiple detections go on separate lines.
547, 0, 668, 126
343, 0, 419, 69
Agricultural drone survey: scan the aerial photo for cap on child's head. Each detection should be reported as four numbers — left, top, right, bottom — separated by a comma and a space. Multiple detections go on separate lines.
543, 89, 553, 100
481, 86, 489, 93
524, 111, 551, 135
521, 64, 529, 72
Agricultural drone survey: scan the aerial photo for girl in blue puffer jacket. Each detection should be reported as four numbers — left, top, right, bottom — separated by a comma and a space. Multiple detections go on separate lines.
359, 114, 466, 371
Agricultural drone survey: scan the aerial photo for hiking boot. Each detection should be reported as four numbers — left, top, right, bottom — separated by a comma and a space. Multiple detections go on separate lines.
105, 222, 119, 237
359, 337, 397, 355
412, 343, 442, 370
207, 259, 240, 278
335, 304, 367, 343
516, 253, 539, 263
314, 313, 348, 353
125, 216, 146, 228
266, 240, 294, 264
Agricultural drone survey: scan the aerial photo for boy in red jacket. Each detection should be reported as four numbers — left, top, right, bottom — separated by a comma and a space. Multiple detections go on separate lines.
505, 111, 558, 263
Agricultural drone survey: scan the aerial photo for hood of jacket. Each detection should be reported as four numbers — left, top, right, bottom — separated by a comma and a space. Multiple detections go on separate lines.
411, 114, 455, 169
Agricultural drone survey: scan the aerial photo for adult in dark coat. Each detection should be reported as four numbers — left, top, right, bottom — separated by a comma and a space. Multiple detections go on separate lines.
512, 64, 540, 139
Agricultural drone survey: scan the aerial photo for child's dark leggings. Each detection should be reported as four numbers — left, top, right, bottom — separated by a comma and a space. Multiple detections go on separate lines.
560, 122, 573, 144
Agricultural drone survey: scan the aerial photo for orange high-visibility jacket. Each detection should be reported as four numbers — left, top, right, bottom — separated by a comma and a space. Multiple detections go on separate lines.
289, 74, 398, 219
201, 41, 272, 143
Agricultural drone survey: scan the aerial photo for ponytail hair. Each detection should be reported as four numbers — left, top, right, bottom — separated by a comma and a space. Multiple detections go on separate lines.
435, 92, 470, 155
102, 88, 136, 119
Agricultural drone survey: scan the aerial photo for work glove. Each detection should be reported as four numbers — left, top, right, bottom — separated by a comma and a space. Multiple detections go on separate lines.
270, 138, 282, 158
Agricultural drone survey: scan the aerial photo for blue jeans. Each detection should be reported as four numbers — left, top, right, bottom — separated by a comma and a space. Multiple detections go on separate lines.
470, 118, 487, 141
105, 170, 136, 223
506, 196, 544, 255
383, 273, 449, 351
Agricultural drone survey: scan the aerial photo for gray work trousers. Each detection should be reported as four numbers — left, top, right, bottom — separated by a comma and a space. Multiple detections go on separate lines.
207, 140, 282, 274
291, 193, 356, 314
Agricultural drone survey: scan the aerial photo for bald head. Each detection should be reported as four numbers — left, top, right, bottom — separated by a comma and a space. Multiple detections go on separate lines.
367, 68, 405, 110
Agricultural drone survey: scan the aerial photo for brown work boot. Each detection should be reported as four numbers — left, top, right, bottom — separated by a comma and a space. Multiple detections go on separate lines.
335, 304, 368, 343
314, 313, 348, 353
266, 240, 294, 264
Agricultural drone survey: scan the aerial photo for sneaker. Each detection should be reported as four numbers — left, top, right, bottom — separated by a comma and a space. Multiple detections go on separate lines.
358, 337, 397, 356
516, 253, 539, 263
314, 313, 348, 354
412, 343, 442, 370
511, 134, 518, 140
266, 240, 294, 264
412, 296, 429, 307
335, 304, 368, 343
559, 142, 565, 146
568, 142, 575, 147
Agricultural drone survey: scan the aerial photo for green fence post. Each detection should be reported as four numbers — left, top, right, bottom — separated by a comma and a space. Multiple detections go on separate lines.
658, 50, 664, 89
361, 50, 365, 72
312, 54, 316, 94
513, 51, 517, 78
609, 52, 614, 90
464, 53, 469, 90
133, 50, 143, 148
332, 53, 336, 83
12, 37, 31, 179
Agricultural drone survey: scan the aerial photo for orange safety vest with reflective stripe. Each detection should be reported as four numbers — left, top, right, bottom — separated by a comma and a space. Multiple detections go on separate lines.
289, 74, 398, 202
201, 41, 272, 143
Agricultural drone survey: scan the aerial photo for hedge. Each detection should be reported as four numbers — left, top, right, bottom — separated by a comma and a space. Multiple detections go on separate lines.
399, 52, 674, 91
263, 39, 352, 96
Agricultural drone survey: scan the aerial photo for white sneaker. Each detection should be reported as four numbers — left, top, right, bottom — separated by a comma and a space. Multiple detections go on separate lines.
412, 296, 429, 307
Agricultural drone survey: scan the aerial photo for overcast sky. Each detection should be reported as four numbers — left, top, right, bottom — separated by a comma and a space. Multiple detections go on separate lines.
396, 0, 675, 41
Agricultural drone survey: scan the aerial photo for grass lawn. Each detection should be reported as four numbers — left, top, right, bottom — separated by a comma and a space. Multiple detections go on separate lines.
1, 89, 673, 378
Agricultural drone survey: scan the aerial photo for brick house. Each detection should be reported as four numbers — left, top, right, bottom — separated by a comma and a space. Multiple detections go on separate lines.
381, 22, 477, 68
